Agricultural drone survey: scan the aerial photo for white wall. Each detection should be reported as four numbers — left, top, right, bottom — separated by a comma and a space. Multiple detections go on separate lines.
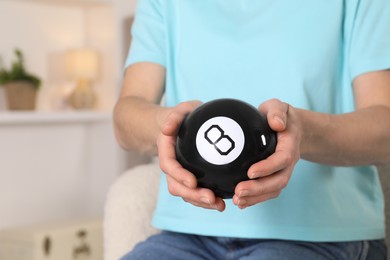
112, 0, 137, 72
0, 0, 149, 230
0, 1, 85, 75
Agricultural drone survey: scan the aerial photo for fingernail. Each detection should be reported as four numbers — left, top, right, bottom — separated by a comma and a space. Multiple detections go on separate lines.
249, 172, 262, 179
183, 181, 192, 188
273, 115, 285, 127
239, 190, 249, 197
200, 197, 218, 210
200, 197, 211, 205
233, 195, 239, 205
201, 197, 218, 210
238, 199, 247, 209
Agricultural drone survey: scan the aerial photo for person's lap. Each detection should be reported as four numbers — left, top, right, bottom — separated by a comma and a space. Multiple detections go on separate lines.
120, 231, 387, 260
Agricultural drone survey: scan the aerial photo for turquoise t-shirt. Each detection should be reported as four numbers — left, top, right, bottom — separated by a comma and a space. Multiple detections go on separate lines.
126, 0, 390, 242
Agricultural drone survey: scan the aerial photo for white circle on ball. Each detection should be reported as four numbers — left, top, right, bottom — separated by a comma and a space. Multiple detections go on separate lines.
196, 116, 245, 165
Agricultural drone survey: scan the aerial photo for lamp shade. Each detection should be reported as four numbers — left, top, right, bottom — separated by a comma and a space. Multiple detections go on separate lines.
65, 49, 99, 80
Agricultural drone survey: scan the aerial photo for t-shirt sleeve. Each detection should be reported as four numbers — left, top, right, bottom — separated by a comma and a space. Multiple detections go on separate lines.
124, 0, 166, 69
349, 0, 390, 80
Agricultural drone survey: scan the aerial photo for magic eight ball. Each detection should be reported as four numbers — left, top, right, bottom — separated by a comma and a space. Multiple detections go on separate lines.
175, 98, 277, 199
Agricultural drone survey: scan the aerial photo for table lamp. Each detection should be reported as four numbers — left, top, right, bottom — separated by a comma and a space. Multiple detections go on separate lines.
66, 48, 99, 109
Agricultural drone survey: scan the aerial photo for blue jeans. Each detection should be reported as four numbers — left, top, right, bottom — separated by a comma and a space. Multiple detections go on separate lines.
121, 231, 387, 260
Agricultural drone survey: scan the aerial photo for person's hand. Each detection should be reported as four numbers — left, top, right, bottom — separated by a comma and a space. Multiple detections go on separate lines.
233, 99, 302, 209
157, 101, 226, 212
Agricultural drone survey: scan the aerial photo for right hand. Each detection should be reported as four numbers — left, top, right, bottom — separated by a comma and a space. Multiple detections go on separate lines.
157, 101, 226, 212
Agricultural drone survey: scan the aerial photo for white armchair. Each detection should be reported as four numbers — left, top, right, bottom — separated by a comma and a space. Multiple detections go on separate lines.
103, 162, 161, 260
104, 163, 390, 260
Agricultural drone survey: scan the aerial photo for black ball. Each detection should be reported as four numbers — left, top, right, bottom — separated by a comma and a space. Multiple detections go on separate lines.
175, 99, 277, 199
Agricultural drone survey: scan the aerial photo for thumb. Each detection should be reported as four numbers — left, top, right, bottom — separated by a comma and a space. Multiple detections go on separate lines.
162, 100, 202, 136
259, 99, 289, 132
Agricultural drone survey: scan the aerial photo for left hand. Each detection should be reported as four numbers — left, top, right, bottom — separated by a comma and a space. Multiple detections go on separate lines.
233, 99, 302, 209
157, 101, 226, 212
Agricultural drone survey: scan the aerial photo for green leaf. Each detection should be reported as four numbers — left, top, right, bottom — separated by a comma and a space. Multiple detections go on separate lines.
0, 48, 41, 88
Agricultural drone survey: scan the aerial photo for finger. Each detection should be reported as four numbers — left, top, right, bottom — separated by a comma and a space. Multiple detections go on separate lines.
166, 175, 225, 211
235, 171, 290, 199
248, 118, 299, 179
184, 197, 226, 212
158, 134, 197, 188
233, 191, 281, 209
162, 110, 187, 136
259, 99, 290, 132
248, 148, 294, 179
162, 101, 202, 136
214, 197, 226, 212
166, 174, 205, 199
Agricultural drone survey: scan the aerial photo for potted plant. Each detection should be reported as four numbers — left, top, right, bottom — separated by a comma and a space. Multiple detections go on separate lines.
0, 49, 41, 110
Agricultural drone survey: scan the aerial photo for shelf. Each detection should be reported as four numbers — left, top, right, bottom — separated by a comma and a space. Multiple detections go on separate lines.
0, 111, 112, 125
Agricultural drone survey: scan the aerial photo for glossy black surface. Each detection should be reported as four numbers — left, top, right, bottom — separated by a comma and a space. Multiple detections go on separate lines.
176, 99, 277, 199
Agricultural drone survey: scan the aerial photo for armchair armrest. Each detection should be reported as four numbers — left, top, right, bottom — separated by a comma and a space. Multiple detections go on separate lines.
104, 162, 161, 260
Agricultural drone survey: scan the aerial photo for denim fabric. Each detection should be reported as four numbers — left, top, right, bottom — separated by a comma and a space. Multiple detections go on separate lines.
121, 231, 387, 260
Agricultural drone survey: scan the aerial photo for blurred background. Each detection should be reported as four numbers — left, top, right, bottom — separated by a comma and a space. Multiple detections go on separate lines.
0, 0, 150, 259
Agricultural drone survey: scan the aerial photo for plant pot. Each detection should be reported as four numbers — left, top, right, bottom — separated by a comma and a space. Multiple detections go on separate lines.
4, 81, 38, 110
